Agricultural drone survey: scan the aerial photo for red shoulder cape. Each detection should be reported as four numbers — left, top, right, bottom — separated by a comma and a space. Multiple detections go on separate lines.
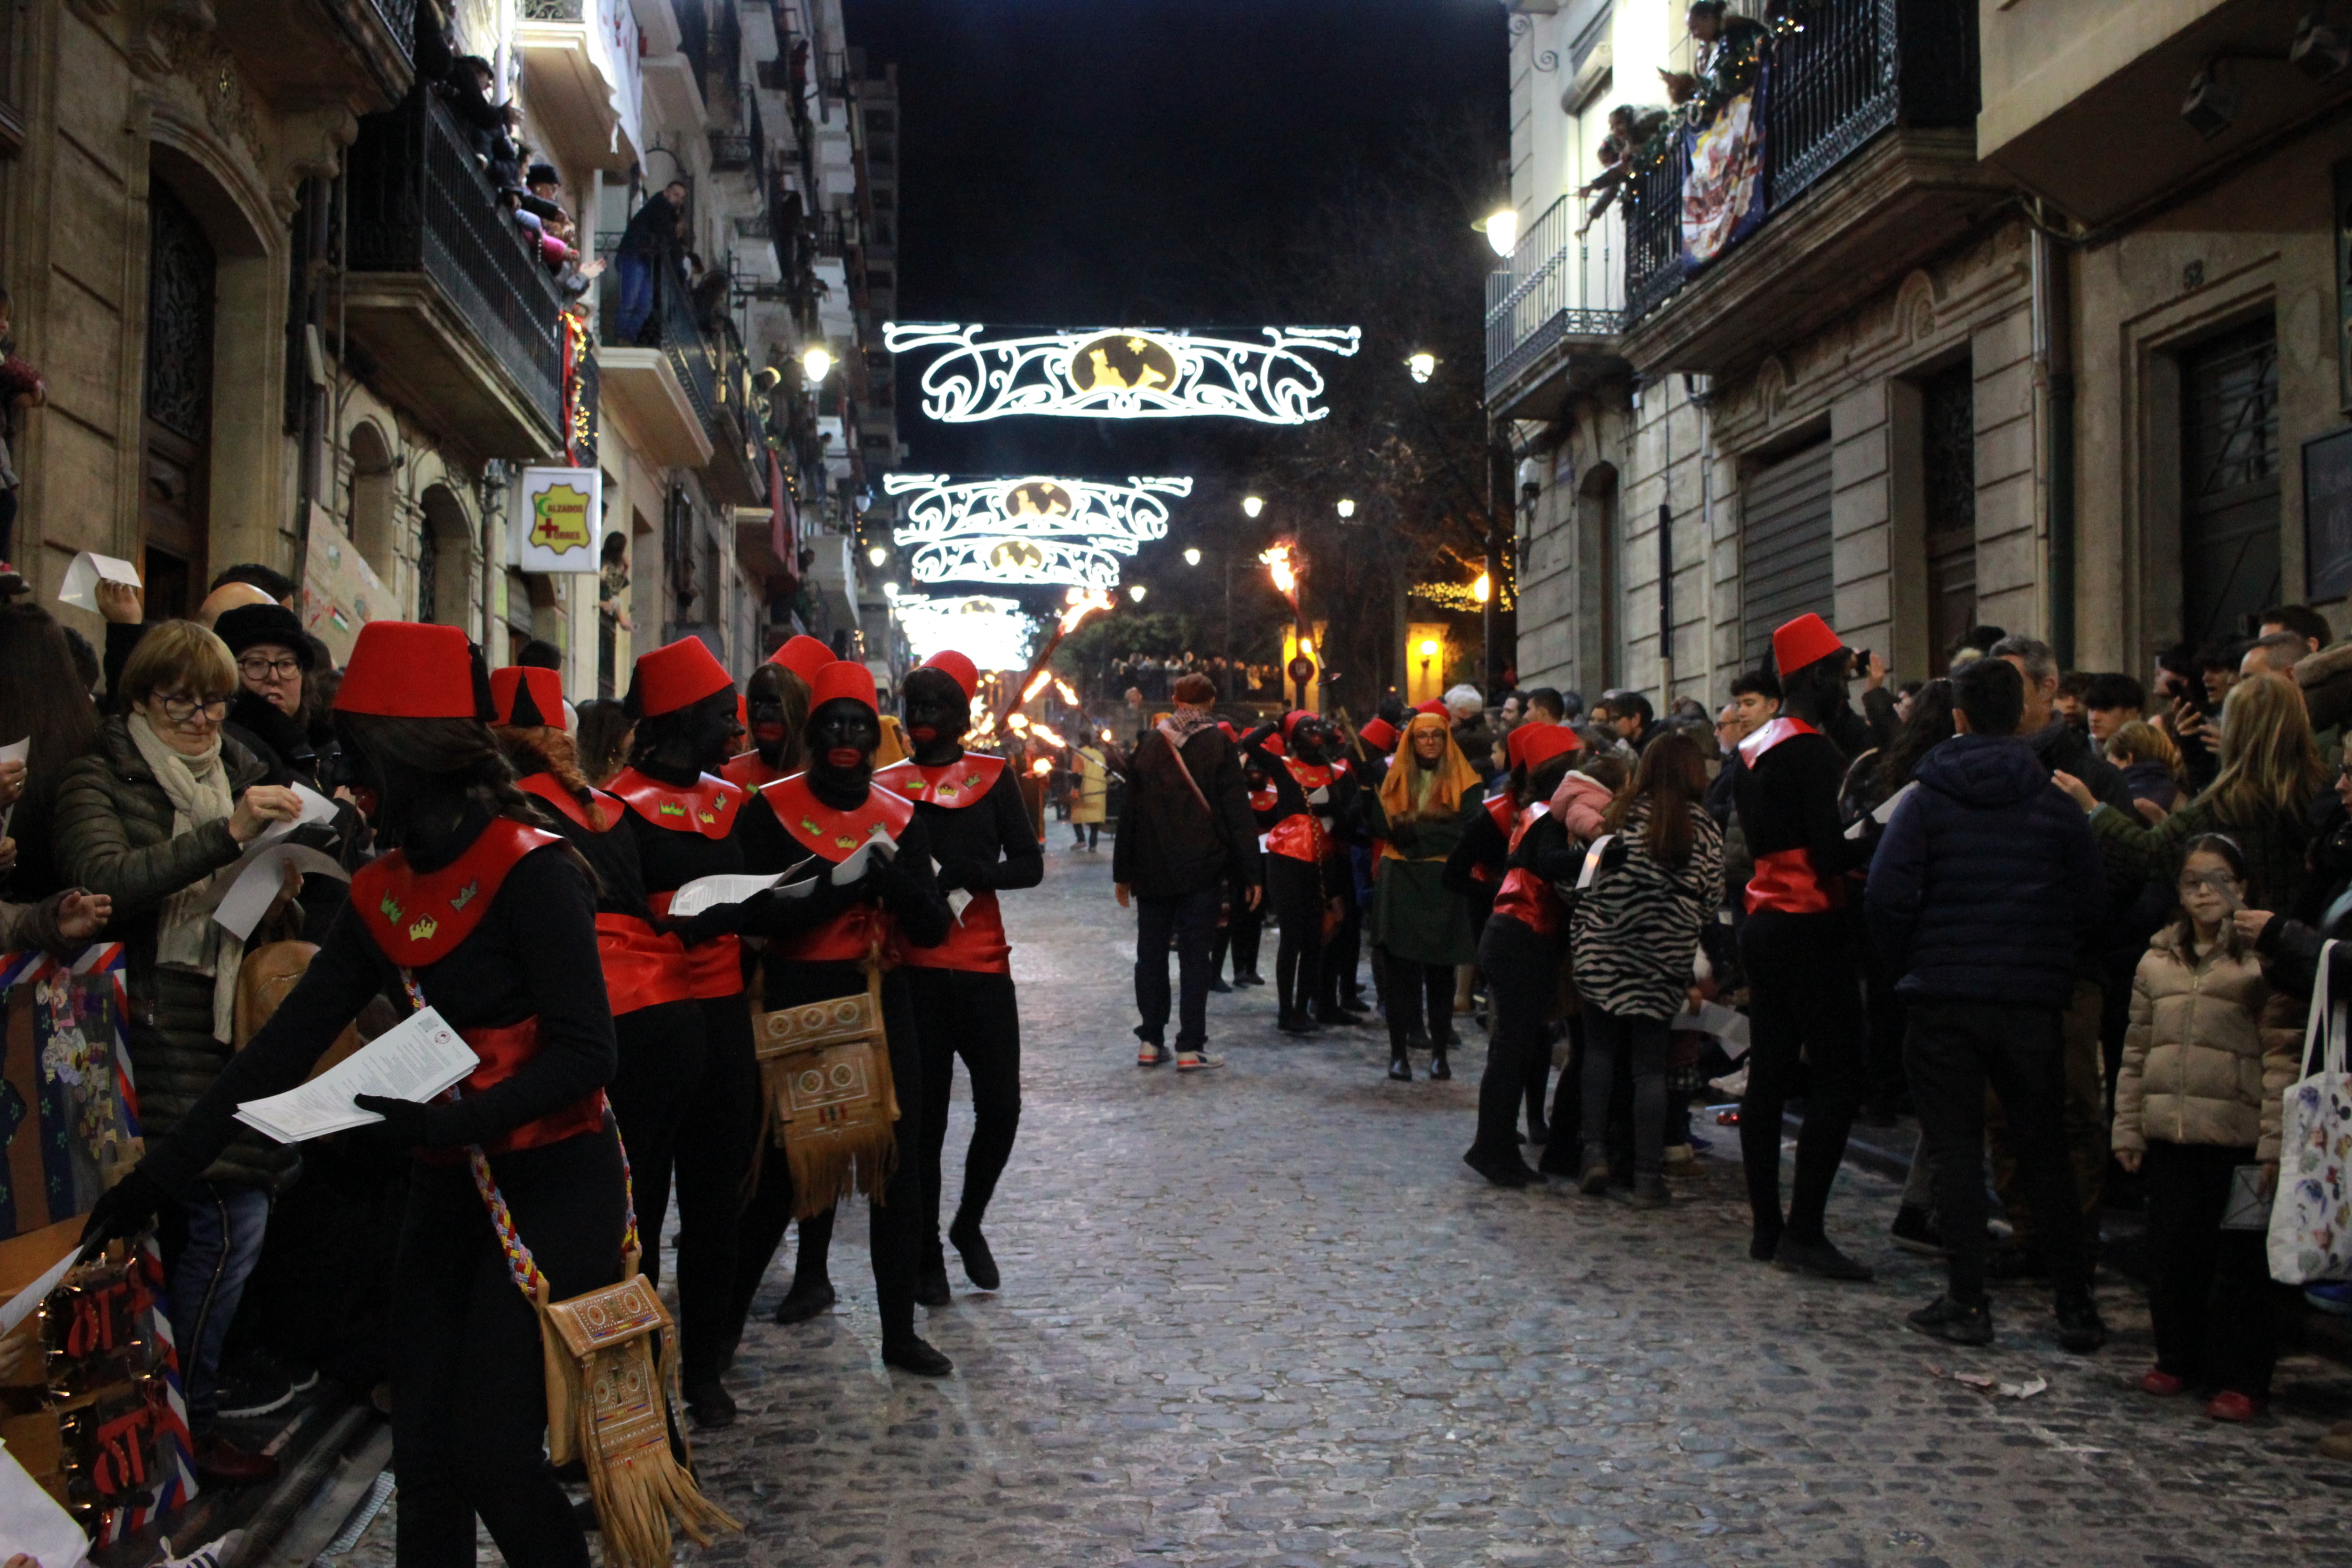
517, 772, 618, 835
756, 773, 916, 862
874, 753, 1008, 812
1738, 716, 1821, 765
720, 750, 786, 791
352, 818, 563, 967
609, 767, 746, 840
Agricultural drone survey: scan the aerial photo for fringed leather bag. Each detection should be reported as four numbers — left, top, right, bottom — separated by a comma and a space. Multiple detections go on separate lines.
752, 959, 900, 1219
399, 975, 739, 1567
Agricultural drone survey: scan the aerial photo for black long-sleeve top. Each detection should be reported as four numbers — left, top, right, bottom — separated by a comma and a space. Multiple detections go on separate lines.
918, 764, 1045, 894
1508, 810, 1582, 885
1731, 728, 1875, 907
524, 780, 656, 921
141, 828, 616, 1187
1442, 800, 1510, 897
613, 769, 747, 898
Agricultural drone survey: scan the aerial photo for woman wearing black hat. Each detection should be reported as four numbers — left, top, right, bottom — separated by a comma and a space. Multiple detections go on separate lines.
77, 621, 632, 1566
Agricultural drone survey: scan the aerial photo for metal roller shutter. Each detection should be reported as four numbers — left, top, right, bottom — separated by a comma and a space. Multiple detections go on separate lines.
1740, 439, 1835, 670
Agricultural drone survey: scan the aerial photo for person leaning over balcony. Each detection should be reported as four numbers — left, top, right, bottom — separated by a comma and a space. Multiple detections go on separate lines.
1685, 1, 1772, 120
615, 180, 689, 344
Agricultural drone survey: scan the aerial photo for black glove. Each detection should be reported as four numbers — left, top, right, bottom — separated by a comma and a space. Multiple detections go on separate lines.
670, 889, 776, 946
345, 1095, 437, 1153
78, 1166, 170, 1263
938, 858, 993, 892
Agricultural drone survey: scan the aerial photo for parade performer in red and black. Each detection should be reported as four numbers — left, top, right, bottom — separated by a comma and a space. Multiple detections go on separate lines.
1212, 720, 1270, 989
1240, 711, 1340, 1036
1734, 612, 1881, 1280
79, 622, 627, 1565
1462, 723, 1585, 1187
729, 660, 955, 1374
723, 633, 831, 792
605, 636, 762, 1424
1314, 725, 1372, 1027
876, 650, 1043, 1304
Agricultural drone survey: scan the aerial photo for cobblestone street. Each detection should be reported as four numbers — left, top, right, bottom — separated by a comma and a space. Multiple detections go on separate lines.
637, 842, 2346, 1568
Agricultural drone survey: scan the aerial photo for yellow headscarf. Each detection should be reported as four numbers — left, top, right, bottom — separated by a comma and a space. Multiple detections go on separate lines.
1377, 712, 1481, 844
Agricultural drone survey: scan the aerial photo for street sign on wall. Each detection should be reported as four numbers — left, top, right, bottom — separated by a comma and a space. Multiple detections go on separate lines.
510, 466, 604, 574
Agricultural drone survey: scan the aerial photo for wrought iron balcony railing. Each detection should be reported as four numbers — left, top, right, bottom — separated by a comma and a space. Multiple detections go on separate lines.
599, 254, 721, 442
518, 0, 584, 18
368, 0, 420, 40
1483, 187, 1623, 405
1621, 0, 1979, 329
345, 88, 564, 430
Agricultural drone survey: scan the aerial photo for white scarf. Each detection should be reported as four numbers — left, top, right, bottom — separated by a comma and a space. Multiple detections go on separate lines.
127, 713, 245, 1044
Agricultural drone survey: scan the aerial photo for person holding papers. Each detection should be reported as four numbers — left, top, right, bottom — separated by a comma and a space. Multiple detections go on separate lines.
729, 660, 953, 1375
875, 650, 1043, 1306
722, 633, 830, 792
75, 621, 626, 1567
604, 637, 761, 1428
52, 619, 304, 1488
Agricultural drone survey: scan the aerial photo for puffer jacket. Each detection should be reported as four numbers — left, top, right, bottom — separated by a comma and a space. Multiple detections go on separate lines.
2115, 926, 2302, 1162
52, 717, 299, 1190
1549, 770, 1613, 845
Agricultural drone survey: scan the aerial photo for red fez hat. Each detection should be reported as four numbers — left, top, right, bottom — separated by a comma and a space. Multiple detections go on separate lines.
1507, 720, 1581, 771
490, 666, 566, 731
1772, 612, 1845, 677
810, 660, 878, 714
1414, 699, 1448, 717
920, 650, 979, 701
769, 633, 833, 685
1358, 716, 1399, 752
335, 622, 489, 720
1280, 708, 1314, 742
631, 637, 733, 718
1259, 729, 1287, 758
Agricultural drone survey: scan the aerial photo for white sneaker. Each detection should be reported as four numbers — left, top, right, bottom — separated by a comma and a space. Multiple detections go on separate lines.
1137, 1041, 1171, 1067
1176, 1050, 1224, 1071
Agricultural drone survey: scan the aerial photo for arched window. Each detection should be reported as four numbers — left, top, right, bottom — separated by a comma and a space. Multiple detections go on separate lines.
349, 422, 397, 581
418, 483, 473, 631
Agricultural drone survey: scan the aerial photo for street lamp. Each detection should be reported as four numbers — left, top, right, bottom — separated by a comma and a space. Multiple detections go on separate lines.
867, 544, 887, 566
1242, 495, 1265, 519
1335, 498, 1356, 521
801, 345, 835, 384
1128, 583, 1148, 603
1477, 206, 1518, 259
1183, 547, 1201, 566
1417, 636, 1439, 700
1406, 352, 1437, 384
1474, 572, 1491, 604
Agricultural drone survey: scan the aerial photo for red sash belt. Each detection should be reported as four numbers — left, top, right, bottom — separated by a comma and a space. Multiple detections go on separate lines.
422, 1019, 608, 1163
1266, 813, 1322, 863
1489, 868, 1563, 939
593, 912, 692, 1015
894, 889, 1010, 974
1745, 847, 1841, 915
777, 902, 888, 965
644, 891, 744, 998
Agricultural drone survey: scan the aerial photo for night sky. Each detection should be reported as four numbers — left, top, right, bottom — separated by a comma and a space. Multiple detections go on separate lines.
842, 0, 1509, 506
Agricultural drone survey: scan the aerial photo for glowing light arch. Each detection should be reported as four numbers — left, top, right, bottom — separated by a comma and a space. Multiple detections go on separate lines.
882, 324, 1361, 423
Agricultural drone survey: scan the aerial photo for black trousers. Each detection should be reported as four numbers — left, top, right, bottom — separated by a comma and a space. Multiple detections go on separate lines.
1319, 857, 1361, 1013
1471, 915, 1559, 1156
1580, 1004, 1671, 1176
2143, 1139, 2279, 1397
1905, 997, 2089, 1301
604, 996, 700, 1294
909, 967, 1022, 1252
1268, 856, 1324, 1021
1215, 879, 1263, 979
674, 996, 759, 1383
1737, 910, 1867, 1244
1378, 949, 1457, 1053
1135, 883, 1221, 1049
731, 964, 926, 1346
393, 1132, 626, 1568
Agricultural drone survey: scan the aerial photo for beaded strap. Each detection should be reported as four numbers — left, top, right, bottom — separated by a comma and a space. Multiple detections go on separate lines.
399, 971, 640, 1300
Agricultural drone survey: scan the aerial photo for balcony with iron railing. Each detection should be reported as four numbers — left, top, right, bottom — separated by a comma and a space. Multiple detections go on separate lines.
1613, 0, 1992, 372
595, 251, 767, 503
1483, 188, 1626, 416
516, 0, 643, 172
341, 88, 564, 458
216, 0, 415, 116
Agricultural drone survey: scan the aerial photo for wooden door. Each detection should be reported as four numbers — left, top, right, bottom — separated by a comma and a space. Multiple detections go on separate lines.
141, 181, 215, 617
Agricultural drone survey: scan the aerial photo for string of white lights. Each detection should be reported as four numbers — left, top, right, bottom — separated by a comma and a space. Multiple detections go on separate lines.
882, 324, 1360, 423
905, 535, 1128, 590
884, 474, 1192, 554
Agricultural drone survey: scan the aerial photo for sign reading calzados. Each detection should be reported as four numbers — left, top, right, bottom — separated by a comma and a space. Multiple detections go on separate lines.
510, 466, 604, 574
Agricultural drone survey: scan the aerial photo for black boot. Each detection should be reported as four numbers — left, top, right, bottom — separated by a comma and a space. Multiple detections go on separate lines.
773, 1277, 837, 1324
949, 1212, 1001, 1290
1428, 1047, 1452, 1081
1388, 1050, 1412, 1082
915, 1242, 953, 1308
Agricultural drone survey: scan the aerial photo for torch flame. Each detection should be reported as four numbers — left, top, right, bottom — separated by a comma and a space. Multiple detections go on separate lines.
1053, 678, 1081, 706
1030, 757, 1053, 776
1057, 587, 1114, 634
1020, 669, 1054, 703
1260, 543, 1296, 598
1031, 722, 1068, 748
1007, 712, 1031, 733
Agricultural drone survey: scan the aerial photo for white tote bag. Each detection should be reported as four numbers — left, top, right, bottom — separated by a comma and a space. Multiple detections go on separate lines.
2268, 939, 2352, 1284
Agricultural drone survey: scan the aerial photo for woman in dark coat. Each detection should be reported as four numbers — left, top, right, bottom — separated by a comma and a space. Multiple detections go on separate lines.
1364, 712, 1483, 1081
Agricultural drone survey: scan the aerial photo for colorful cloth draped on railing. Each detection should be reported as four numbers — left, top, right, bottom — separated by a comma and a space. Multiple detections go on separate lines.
1680, 62, 1770, 272
0, 943, 138, 1238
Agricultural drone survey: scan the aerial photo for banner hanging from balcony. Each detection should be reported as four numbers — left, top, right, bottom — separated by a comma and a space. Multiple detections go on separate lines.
510, 466, 604, 574
882, 324, 1359, 423
1679, 49, 1770, 270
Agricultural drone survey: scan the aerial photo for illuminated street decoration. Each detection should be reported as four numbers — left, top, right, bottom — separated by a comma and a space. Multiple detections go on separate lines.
903, 534, 1128, 590
886, 587, 1037, 671
884, 474, 1191, 554
882, 323, 1361, 423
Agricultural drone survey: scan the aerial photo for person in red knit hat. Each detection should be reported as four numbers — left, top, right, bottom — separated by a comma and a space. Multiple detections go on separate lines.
875, 649, 1044, 1304
604, 636, 762, 1425
728, 659, 956, 1375
725, 634, 833, 791
80, 622, 632, 1564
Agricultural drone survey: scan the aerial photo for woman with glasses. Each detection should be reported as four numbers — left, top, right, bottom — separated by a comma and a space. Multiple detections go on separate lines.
51, 619, 305, 1489
213, 602, 319, 789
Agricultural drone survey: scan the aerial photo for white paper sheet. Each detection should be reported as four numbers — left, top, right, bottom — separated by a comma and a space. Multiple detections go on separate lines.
828, 835, 899, 886
1846, 781, 1918, 839
54, 550, 141, 613
1669, 1001, 1753, 1060
233, 1005, 477, 1144
0, 1250, 73, 1338
666, 871, 788, 919
947, 888, 975, 920
211, 844, 348, 941
0, 736, 26, 841
1576, 834, 1618, 891
0, 1440, 89, 1568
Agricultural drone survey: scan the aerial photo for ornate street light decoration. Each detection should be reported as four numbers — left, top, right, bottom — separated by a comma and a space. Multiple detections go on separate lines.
902, 534, 1129, 591
882, 323, 1361, 423
884, 474, 1192, 556
889, 589, 1037, 671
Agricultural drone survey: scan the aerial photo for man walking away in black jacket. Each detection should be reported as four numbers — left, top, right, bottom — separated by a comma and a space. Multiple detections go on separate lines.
1114, 674, 1263, 1069
1864, 655, 2107, 1353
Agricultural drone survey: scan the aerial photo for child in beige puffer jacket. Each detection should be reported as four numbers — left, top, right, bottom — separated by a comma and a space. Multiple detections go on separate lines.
2114, 834, 2301, 1422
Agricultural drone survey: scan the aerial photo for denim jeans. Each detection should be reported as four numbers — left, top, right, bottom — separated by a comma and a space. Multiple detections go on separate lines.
1135, 884, 1223, 1049
167, 1182, 272, 1435
614, 254, 655, 342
